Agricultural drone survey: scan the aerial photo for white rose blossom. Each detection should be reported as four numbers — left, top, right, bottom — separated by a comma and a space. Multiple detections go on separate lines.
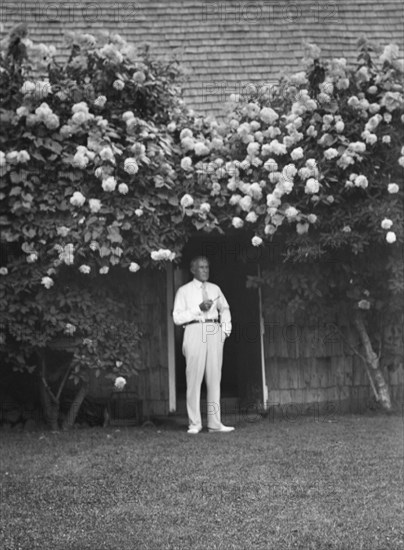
27, 253, 38, 263
354, 175, 368, 189
150, 249, 176, 261
17, 150, 30, 163
79, 265, 91, 274
113, 79, 125, 90
386, 231, 396, 243
388, 183, 399, 194
181, 157, 193, 171
70, 191, 86, 207
239, 196, 252, 212
64, 323, 76, 335
251, 236, 263, 247
381, 218, 393, 230
180, 194, 194, 208
102, 177, 117, 192
324, 148, 339, 160
0, 267, 8, 275
114, 376, 127, 390
118, 183, 129, 194
94, 95, 107, 108
305, 178, 320, 194
290, 147, 304, 160
284, 206, 299, 220
246, 211, 258, 223
41, 276, 54, 289
124, 158, 139, 174
232, 217, 244, 229
129, 262, 140, 272
296, 222, 309, 235
260, 107, 279, 125
265, 224, 277, 235
194, 142, 210, 156
89, 198, 102, 213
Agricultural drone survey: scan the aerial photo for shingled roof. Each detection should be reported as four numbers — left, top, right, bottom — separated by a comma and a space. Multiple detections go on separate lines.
1, 0, 403, 116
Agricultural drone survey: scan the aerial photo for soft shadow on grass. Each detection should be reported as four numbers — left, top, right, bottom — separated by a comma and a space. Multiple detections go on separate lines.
1, 413, 403, 550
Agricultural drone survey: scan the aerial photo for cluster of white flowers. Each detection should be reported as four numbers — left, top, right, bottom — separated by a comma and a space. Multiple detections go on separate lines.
88, 198, 102, 213
57, 226, 70, 237
114, 376, 127, 390
113, 79, 125, 91
79, 264, 91, 274
180, 194, 194, 208
64, 323, 76, 336
70, 191, 86, 207
124, 157, 139, 175
24, 102, 60, 130
151, 249, 176, 261
27, 252, 38, 263
72, 145, 95, 169
55, 243, 74, 265
41, 276, 54, 289
251, 236, 263, 246
21, 79, 52, 98
344, 173, 368, 190
398, 146, 404, 168
129, 262, 140, 272
99, 43, 124, 64
102, 176, 117, 192
0, 150, 30, 166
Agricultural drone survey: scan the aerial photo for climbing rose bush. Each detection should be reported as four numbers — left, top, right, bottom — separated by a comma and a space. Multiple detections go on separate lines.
171, 38, 404, 410
0, 28, 194, 425
174, 40, 403, 254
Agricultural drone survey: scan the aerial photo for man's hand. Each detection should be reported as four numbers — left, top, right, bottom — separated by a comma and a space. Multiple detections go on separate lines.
199, 299, 213, 312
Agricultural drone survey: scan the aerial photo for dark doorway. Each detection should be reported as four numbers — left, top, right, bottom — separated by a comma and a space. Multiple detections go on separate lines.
173, 234, 263, 406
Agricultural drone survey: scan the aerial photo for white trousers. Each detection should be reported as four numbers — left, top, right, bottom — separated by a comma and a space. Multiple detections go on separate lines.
182, 322, 225, 430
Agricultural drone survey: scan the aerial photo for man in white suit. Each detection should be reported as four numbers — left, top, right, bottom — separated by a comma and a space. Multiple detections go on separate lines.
173, 256, 235, 434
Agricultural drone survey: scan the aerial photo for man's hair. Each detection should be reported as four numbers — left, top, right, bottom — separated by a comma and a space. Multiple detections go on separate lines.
190, 256, 209, 271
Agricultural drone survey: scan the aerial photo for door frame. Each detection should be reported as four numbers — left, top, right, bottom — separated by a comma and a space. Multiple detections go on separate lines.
166, 260, 268, 413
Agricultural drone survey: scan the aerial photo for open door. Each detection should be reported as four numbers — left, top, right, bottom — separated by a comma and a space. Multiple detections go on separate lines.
169, 235, 266, 412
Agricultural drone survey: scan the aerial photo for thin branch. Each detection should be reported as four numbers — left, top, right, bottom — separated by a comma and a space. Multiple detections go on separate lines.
37, 349, 58, 404
334, 325, 379, 401
56, 364, 72, 402
41, 375, 59, 404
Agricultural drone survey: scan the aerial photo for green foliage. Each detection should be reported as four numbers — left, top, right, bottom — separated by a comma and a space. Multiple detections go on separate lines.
0, 28, 190, 383
0, 26, 403, 390
174, 39, 404, 339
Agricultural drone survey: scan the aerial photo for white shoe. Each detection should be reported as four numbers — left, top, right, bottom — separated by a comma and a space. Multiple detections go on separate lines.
208, 425, 235, 433
187, 427, 201, 434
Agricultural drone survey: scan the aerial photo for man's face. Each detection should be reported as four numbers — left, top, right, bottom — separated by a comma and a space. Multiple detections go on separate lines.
191, 259, 209, 282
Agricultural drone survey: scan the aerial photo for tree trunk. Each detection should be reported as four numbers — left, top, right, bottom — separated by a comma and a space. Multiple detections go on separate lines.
37, 350, 60, 430
39, 378, 60, 430
353, 311, 392, 411
62, 384, 88, 430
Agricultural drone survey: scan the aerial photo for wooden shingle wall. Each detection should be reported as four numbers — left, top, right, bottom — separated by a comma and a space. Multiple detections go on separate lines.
85, 268, 169, 417
1, 0, 403, 115
261, 294, 404, 413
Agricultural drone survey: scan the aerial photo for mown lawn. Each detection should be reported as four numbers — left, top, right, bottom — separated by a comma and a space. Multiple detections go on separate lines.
0, 412, 403, 550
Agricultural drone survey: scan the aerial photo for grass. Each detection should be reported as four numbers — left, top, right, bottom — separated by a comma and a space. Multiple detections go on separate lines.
0, 412, 403, 550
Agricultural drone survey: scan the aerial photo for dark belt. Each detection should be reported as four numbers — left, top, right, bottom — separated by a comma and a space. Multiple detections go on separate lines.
183, 319, 219, 327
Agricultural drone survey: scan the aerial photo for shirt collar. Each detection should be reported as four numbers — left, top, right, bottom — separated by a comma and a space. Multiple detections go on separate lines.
193, 278, 206, 288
